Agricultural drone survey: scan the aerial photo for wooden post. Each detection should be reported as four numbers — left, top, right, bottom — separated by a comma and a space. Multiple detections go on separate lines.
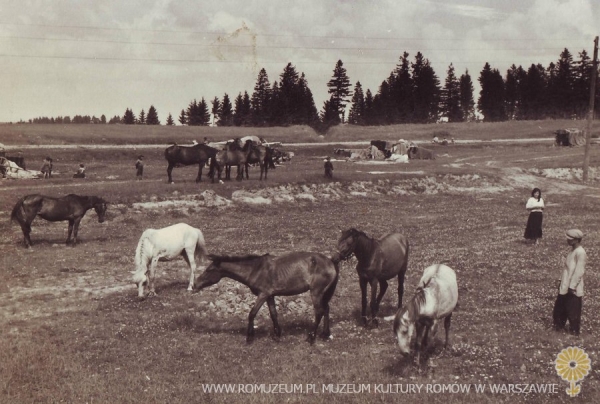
583, 36, 599, 182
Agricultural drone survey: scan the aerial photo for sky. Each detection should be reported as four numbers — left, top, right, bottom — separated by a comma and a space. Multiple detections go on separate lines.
0, 0, 598, 124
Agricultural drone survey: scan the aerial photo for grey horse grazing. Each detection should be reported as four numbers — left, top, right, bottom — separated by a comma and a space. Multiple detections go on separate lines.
195, 252, 339, 344
337, 228, 409, 327
131, 223, 208, 298
393, 264, 458, 366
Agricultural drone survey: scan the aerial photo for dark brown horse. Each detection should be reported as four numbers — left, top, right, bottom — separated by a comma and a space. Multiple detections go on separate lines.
337, 228, 409, 327
11, 194, 107, 248
164, 143, 218, 183
195, 252, 339, 344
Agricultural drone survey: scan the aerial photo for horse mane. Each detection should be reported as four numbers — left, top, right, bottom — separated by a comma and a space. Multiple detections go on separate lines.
408, 287, 427, 320
209, 253, 270, 264
395, 286, 427, 327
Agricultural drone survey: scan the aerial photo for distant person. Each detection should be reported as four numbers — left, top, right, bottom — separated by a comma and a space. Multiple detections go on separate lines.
524, 187, 544, 244
40, 157, 52, 179
73, 163, 86, 178
324, 157, 333, 178
135, 155, 144, 180
202, 137, 209, 144
192, 140, 198, 145
441, 137, 449, 146
553, 229, 587, 336
451, 137, 456, 144
432, 136, 439, 144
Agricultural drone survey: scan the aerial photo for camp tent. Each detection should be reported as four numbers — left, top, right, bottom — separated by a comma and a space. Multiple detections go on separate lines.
555, 128, 586, 146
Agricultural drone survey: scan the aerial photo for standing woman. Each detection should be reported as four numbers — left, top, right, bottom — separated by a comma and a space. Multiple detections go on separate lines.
524, 187, 544, 244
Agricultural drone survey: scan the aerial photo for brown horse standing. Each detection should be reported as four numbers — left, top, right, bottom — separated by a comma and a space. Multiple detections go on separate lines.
213, 139, 253, 182
164, 143, 218, 183
11, 194, 107, 248
241, 143, 273, 181
337, 228, 409, 327
195, 252, 339, 344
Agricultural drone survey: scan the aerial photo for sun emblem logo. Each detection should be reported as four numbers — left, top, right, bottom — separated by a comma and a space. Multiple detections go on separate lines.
555, 346, 592, 397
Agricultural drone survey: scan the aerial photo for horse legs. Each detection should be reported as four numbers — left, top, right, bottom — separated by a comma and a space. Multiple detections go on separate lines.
247, 294, 268, 344
359, 277, 369, 326
147, 257, 159, 296
167, 163, 174, 183
71, 217, 83, 245
16, 219, 33, 248
66, 219, 75, 245
443, 314, 452, 349
397, 270, 406, 308
375, 279, 388, 313
195, 163, 203, 183
183, 247, 197, 291
369, 279, 380, 327
266, 296, 281, 340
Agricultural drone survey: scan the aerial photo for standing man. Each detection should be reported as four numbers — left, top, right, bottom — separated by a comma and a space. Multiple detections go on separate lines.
135, 155, 144, 180
324, 156, 333, 178
553, 229, 587, 336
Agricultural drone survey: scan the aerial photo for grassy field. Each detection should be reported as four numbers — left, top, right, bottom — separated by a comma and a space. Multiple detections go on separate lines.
2, 119, 599, 146
2, 123, 600, 403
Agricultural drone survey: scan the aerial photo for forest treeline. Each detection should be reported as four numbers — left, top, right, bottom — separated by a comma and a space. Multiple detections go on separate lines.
27, 48, 599, 132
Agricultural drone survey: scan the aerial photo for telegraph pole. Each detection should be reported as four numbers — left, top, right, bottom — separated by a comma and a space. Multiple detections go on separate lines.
583, 36, 599, 182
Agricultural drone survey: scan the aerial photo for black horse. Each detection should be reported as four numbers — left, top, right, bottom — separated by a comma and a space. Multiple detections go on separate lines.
195, 252, 339, 344
337, 228, 409, 327
11, 194, 107, 248
164, 143, 218, 183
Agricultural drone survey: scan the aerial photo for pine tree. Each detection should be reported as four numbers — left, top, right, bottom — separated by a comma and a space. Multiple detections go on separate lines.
166, 113, 175, 126
478, 63, 506, 122
441, 64, 462, 122
411, 52, 439, 123
348, 81, 365, 125
178, 109, 186, 125
146, 105, 160, 125
297, 73, 319, 125
186, 100, 199, 126
504, 65, 521, 120
211, 97, 221, 126
251, 68, 271, 126
233, 93, 244, 126
389, 52, 414, 123
100, 114, 106, 124
278, 63, 301, 125
138, 109, 146, 124
459, 70, 476, 122
363, 89, 375, 125
573, 50, 593, 118
198, 98, 211, 126
320, 97, 341, 125
549, 48, 576, 118
326, 60, 352, 122
520, 64, 547, 120
123, 108, 135, 125
218, 93, 233, 126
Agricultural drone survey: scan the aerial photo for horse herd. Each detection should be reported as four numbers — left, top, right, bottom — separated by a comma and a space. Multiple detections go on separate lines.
165, 138, 278, 183
10, 194, 458, 365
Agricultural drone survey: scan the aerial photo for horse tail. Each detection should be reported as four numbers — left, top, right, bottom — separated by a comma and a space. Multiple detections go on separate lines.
322, 259, 339, 307
10, 196, 27, 224
401, 238, 409, 274
208, 153, 217, 180
132, 234, 152, 284
194, 229, 209, 265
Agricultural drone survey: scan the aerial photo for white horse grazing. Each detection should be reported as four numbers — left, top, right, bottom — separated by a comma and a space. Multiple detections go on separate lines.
131, 223, 208, 297
393, 264, 458, 365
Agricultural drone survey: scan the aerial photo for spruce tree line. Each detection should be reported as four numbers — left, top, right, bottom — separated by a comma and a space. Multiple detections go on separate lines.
27, 47, 599, 126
